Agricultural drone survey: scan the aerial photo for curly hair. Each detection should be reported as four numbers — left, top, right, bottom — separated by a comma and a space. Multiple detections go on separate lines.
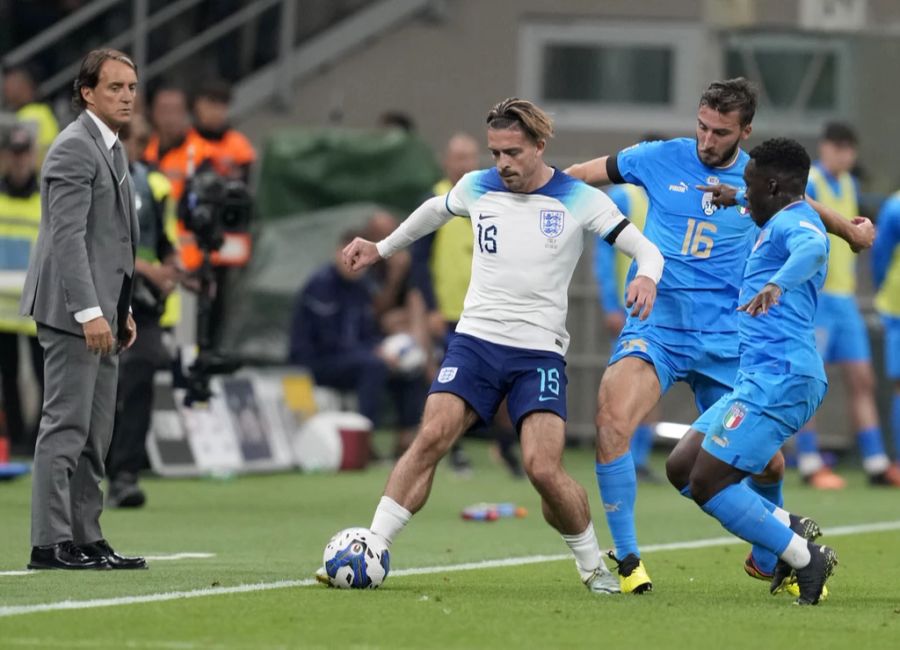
749, 137, 811, 191
699, 78, 758, 127
486, 98, 553, 143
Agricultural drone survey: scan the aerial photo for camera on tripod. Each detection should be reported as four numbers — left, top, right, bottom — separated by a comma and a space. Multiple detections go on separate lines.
176, 168, 253, 405
179, 168, 253, 253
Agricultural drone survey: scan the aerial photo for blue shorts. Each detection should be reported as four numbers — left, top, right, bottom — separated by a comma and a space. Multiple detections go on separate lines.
609, 319, 738, 413
430, 333, 567, 430
695, 371, 827, 474
882, 315, 900, 380
815, 294, 871, 363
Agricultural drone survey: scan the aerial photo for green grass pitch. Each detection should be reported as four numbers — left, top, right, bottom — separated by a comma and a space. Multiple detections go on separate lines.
1, 442, 898, 649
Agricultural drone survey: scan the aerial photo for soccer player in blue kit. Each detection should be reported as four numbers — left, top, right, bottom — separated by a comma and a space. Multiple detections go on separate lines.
342, 98, 665, 594
670, 137, 837, 605
566, 79, 873, 593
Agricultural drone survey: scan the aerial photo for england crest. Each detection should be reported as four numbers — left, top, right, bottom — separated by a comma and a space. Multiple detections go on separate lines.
437, 367, 458, 383
539, 210, 565, 238
723, 402, 747, 430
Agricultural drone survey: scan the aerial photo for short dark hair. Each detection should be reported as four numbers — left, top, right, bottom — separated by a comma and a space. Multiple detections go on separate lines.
821, 121, 857, 146
699, 78, 758, 127
379, 110, 416, 133
192, 79, 232, 107
72, 49, 136, 110
749, 137, 811, 192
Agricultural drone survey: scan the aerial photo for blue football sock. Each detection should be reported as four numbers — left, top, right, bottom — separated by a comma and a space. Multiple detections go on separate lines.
678, 485, 692, 499
701, 483, 793, 557
596, 453, 639, 559
857, 426, 887, 460
795, 429, 819, 455
630, 424, 653, 469
892, 394, 900, 460
743, 477, 783, 575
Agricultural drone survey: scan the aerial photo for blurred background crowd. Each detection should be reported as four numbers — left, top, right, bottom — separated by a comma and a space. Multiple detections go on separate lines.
1, 0, 899, 502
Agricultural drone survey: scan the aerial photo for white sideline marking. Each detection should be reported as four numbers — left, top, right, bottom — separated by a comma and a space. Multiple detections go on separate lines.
1, 519, 898, 618
144, 553, 216, 562
0, 553, 215, 578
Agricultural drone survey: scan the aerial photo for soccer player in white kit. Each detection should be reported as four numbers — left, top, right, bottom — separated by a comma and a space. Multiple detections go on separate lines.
342, 98, 665, 593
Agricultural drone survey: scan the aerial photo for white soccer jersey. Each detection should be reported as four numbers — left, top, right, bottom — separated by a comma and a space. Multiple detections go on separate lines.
445, 168, 625, 354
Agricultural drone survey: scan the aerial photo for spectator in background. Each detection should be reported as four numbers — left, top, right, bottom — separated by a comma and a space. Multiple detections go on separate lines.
593, 133, 665, 482
410, 133, 522, 477
0, 125, 43, 456
289, 230, 426, 458
873, 189, 900, 481
2, 65, 59, 161
796, 122, 900, 488
191, 79, 255, 182
106, 115, 180, 508
144, 85, 208, 201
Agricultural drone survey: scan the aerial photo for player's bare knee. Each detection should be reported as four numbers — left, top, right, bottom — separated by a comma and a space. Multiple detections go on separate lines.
413, 420, 457, 463
523, 455, 558, 490
665, 451, 691, 491
848, 363, 876, 396
687, 471, 716, 505
756, 451, 784, 484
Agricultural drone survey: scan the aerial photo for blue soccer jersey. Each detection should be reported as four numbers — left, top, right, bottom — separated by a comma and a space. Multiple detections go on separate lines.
738, 201, 829, 381
616, 138, 757, 333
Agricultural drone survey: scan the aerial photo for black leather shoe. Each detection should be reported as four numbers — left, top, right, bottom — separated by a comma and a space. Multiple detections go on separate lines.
28, 541, 109, 570
78, 539, 147, 569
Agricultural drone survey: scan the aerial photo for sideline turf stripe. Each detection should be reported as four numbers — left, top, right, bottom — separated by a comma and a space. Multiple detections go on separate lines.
2, 519, 898, 618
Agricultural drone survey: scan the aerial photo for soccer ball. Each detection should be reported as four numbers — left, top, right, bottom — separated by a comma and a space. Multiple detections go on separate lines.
322, 527, 390, 589
380, 332, 426, 375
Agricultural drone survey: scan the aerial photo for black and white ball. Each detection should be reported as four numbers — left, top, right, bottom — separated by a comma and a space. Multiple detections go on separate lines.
322, 527, 390, 589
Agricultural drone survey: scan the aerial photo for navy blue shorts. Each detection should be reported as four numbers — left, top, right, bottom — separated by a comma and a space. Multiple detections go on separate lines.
429, 333, 567, 430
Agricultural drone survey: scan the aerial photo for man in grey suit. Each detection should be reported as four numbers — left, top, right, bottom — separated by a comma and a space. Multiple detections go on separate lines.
21, 49, 146, 570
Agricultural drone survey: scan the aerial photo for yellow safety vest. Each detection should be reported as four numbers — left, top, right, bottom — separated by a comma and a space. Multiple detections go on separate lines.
430, 178, 473, 322
615, 185, 649, 297
147, 171, 181, 328
16, 103, 59, 161
0, 188, 40, 335
875, 191, 900, 317
808, 166, 858, 296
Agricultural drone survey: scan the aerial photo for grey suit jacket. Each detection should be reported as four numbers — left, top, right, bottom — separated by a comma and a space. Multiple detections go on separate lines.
20, 111, 139, 336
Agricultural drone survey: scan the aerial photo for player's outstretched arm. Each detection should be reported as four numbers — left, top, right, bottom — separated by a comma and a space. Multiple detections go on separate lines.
564, 155, 611, 186
806, 196, 875, 252
610, 222, 664, 320
696, 183, 739, 207
738, 284, 782, 316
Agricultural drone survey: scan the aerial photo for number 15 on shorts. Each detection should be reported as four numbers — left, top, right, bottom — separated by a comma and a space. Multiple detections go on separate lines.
537, 367, 560, 402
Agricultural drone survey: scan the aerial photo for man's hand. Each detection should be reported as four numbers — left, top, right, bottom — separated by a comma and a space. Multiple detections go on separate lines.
696, 183, 739, 208
625, 276, 657, 320
118, 312, 137, 352
141, 263, 180, 297
738, 283, 782, 317
847, 216, 875, 253
83, 316, 116, 355
342, 237, 382, 272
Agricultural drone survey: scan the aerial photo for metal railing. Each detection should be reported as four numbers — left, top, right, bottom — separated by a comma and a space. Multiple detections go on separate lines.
1, 0, 440, 119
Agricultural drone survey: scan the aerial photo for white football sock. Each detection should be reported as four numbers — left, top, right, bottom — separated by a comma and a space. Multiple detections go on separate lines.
370, 496, 411, 546
561, 522, 603, 581
780, 534, 812, 569
771, 506, 791, 527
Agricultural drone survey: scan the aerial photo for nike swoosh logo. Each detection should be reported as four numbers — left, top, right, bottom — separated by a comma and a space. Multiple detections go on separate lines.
538, 396, 558, 402
478, 214, 499, 220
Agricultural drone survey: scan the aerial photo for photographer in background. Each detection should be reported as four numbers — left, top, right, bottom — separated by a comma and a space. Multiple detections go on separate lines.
0, 125, 43, 456
106, 114, 180, 508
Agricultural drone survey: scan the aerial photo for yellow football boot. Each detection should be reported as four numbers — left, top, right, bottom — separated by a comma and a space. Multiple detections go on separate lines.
608, 551, 653, 594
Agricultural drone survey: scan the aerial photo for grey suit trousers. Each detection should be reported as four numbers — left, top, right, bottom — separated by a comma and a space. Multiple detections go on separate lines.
31, 324, 119, 547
